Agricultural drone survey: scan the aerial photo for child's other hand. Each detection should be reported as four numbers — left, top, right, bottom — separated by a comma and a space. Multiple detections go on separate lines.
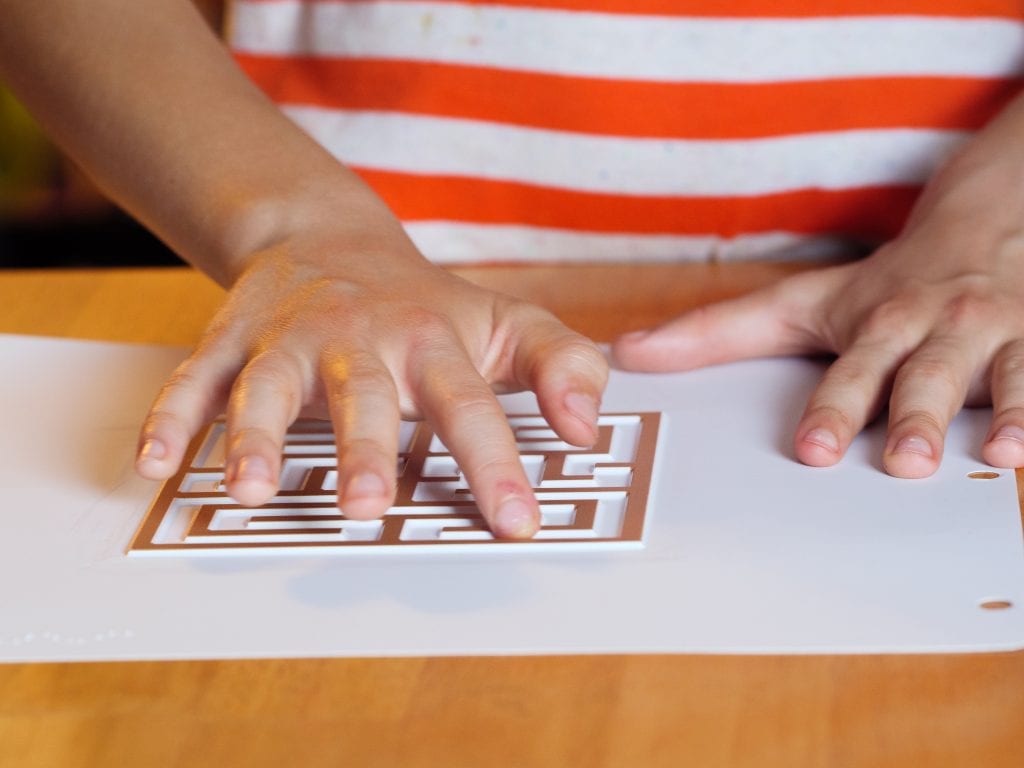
614, 102, 1024, 477
134, 224, 607, 538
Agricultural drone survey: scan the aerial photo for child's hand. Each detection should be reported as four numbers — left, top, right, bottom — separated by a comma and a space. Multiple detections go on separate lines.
134, 225, 607, 538
614, 102, 1024, 477
0, 0, 608, 540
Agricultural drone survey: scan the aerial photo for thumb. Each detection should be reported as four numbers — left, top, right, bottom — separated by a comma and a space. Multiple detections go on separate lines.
612, 271, 834, 372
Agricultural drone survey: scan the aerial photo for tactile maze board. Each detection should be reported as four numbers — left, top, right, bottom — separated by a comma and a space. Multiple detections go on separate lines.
130, 414, 657, 554
2, 333, 1024, 661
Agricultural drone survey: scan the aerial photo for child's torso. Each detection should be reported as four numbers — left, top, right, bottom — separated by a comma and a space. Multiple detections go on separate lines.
227, 0, 1024, 262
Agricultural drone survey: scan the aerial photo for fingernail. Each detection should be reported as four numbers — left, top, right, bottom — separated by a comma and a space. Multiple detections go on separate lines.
992, 425, 1024, 445
236, 455, 272, 482
894, 435, 933, 458
345, 472, 387, 500
803, 428, 839, 453
138, 438, 166, 462
494, 498, 538, 539
564, 392, 599, 430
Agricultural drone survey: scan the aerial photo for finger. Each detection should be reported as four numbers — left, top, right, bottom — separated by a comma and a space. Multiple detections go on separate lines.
884, 336, 986, 478
223, 349, 307, 506
321, 349, 401, 520
794, 338, 909, 467
792, 298, 932, 467
611, 270, 832, 372
509, 312, 609, 447
136, 343, 244, 480
982, 339, 1024, 468
412, 340, 540, 540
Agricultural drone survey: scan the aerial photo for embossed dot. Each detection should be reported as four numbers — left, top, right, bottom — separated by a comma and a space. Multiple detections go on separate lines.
980, 599, 1013, 610
967, 471, 1000, 480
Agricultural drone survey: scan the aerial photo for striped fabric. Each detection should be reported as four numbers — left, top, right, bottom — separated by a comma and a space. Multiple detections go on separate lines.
228, 0, 1024, 263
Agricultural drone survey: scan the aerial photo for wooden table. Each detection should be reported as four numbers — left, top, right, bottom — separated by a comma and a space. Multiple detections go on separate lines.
1, 264, 1022, 768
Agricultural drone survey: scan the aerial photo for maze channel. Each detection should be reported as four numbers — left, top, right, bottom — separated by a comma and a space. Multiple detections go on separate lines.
129, 413, 659, 555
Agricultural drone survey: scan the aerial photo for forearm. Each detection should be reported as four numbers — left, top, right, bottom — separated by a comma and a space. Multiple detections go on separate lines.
950, 86, 1024, 175
0, 0, 390, 285
907, 88, 1024, 243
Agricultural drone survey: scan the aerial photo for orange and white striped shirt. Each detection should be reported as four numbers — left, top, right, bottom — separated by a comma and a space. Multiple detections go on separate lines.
227, 1, 1024, 263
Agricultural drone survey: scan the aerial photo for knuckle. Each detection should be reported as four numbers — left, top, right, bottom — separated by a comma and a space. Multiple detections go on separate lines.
233, 354, 305, 420
236, 368, 295, 399
320, 349, 392, 386
501, 296, 558, 329
337, 436, 392, 464
533, 336, 608, 389
149, 363, 225, 421
465, 453, 526, 482
895, 356, 962, 392
994, 405, 1024, 423
939, 290, 996, 331
239, 350, 304, 391
195, 318, 238, 355
891, 408, 944, 436
161, 365, 205, 396
401, 309, 455, 346
429, 388, 503, 434
897, 356, 949, 381
513, 314, 608, 379
804, 404, 856, 433
343, 367, 398, 398
339, 435, 385, 453
141, 408, 186, 437
857, 298, 917, 341
227, 425, 282, 451
450, 390, 503, 421
997, 349, 1024, 378
317, 295, 373, 336
558, 337, 607, 371
822, 359, 876, 391
248, 347, 305, 373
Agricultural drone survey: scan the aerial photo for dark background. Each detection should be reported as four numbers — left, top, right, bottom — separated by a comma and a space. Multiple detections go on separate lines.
0, 85, 185, 269
0, 1, 223, 270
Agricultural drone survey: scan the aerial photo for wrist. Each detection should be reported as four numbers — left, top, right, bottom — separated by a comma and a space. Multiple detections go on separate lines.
209, 168, 412, 287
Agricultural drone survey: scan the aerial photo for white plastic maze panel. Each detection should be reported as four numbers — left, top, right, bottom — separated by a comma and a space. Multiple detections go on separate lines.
129, 414, 659, 555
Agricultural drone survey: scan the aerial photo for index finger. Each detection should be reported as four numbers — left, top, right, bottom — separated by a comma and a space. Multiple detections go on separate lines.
508, 311, 609, 449
412, 344, 540, 540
